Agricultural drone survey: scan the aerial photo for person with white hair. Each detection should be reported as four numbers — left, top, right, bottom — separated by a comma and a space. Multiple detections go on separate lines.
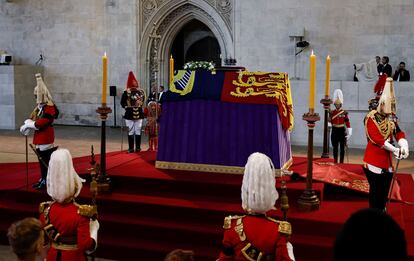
330, 89, 352, 163
218, 152, 295, 261
38, 149, 99, 261
20, 73, 58, 190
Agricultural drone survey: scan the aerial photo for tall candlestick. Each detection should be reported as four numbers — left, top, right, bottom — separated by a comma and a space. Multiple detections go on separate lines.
169, 55, 174, 84
102, 52, 108, 105
309, 50, 316, 111
325, 55, 331, 97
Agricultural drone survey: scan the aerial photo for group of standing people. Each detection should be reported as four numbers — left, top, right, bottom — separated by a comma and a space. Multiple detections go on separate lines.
17, 74, 99, 260
10, 68, 410, 260
376, 56, 410, 81
329, 74, 410, 212
13, 71, 166, 261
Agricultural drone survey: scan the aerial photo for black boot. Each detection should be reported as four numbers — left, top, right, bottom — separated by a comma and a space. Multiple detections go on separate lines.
135, 135, 141, 152
34, 179, 46, 190
128, 135, 134, 153
34, 146, 57, 190
32, 178, 43, 188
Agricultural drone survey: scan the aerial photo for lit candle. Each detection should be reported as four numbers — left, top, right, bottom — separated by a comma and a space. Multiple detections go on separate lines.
169, 55, 174, 84
309, 50, 316, 111
102, 52, 108, 106
325, 55, 331, 97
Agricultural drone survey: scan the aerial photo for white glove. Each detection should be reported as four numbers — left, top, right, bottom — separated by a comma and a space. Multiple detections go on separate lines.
346, 128, 352, 140
383, 140, 401, 159
20, 124, 31, 136
398, 138, 409, 159
328, 122, 332, 128
24, 119, 37, 130
287, 242, 295, 261
86, 219, 99, 254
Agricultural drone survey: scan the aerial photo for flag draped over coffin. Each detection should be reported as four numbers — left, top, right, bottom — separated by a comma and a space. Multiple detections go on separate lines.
165, 70, 294, 131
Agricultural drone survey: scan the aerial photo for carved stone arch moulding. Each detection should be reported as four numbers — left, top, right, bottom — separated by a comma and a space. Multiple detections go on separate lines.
138, 0, 235, 92
139, 0, 233, 38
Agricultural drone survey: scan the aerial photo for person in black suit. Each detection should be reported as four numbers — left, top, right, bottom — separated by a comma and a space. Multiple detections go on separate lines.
148, 85, 165, 104
376, 56, 383, 75
381, 56, 392, 77
393, 62, 410, 82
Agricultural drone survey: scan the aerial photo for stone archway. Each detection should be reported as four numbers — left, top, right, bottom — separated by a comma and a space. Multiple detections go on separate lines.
137, 0, 234, 94
171, 19, 221, 69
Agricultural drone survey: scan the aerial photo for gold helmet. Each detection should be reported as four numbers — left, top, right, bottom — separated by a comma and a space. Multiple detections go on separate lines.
34, 73, 54, 105
377, 77, 396, 115
333, 89, 343, 105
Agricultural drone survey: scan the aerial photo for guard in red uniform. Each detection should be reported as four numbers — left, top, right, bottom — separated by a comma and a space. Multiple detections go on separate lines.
363, 76, 409, 210
144, 101, 161, 151
121, 71, 146, 153
218, 153, 295, 261
39, 149, 99, 261
330, 89, 352, 163
20, 73, 58, 190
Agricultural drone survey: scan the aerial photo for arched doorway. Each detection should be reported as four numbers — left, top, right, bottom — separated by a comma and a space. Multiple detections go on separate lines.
138, 2, 235, 92
170, 19, 221, 69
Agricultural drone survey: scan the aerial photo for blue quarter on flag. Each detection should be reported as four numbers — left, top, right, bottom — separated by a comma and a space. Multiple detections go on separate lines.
164, 69, 225, 102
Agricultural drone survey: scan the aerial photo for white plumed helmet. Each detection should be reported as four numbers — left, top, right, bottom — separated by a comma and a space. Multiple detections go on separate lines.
333, 89, 344, 105
241, 152, 279, 214
47, 149, 85, 203
34, 73, 54, 105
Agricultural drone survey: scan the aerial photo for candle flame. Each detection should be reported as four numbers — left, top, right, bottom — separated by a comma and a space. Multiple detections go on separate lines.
104, 52, 107, 57
311, 50, 314, 55
327, 55, 330, 59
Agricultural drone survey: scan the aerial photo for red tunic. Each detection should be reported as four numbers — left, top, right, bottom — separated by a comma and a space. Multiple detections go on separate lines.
363, 110, 405, 169
218, 215, 293, 261
330, 109, 350, 128
31, 105, 57, 145
40, 202, 94, 261
144, 104, 161, 137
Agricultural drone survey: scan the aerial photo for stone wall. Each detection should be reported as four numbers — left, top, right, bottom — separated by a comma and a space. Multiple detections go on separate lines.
0, 0, 137, 126
0, 65, 42, 129
236, 0, 414, 81
1, 0, 414, 149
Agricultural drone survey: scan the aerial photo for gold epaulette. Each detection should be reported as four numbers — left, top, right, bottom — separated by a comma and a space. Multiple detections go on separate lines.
39, 201, 53, 214
223, 215, 245, 229
266, 217, 292, 236
75, 203, 98, 218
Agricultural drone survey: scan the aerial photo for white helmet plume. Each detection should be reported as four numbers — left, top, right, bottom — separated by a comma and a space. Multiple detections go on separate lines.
378, 77, 396, 115
34, 73, 54, 105
333, 89, 344, 105
241, 152, 279, 214
47, 149, 85, 203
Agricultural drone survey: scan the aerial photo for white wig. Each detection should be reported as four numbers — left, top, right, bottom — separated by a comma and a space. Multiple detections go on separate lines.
47, 149, 85, 203
241, 152, 279, 214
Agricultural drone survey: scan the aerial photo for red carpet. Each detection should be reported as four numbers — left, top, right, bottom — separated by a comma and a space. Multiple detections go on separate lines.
0, 152, 413, 261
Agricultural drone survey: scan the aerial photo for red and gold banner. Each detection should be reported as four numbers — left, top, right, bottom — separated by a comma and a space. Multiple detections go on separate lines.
221, 71, 294, 130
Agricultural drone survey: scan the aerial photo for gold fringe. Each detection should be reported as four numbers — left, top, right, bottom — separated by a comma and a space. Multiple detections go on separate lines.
156, 158, 291, 175
155, 161, 245, 174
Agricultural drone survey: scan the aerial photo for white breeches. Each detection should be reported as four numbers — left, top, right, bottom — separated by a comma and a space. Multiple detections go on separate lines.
125, 119, 143, 135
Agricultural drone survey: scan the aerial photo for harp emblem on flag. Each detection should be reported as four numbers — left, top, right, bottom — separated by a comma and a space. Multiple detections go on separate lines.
169, 70, 196, 96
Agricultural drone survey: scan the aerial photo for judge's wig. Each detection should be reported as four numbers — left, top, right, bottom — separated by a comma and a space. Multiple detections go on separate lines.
241, 152, 279, 214
47, 149, 85, 203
